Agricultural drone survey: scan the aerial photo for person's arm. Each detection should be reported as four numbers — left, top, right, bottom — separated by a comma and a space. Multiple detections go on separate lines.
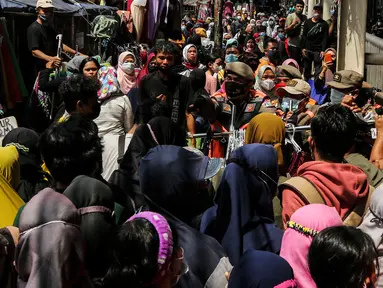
321, 22, 329, 52
31, 49, 60, 63
38, 66, 66, 93
370, 115, 383, 169
63, 44, 76, 55
300, 20, 308, 51
281, 188, 306, 228
123, 96, 134, 133
328, 17, 335, 36
285, 15, 298, 32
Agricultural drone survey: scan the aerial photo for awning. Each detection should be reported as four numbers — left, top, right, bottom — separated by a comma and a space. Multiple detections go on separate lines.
0, 0, 117, 15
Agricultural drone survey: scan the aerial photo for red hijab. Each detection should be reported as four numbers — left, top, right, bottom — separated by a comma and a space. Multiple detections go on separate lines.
137, 52, 155, 86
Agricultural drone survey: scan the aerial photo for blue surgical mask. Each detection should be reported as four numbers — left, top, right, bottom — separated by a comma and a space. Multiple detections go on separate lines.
330, 88, 345, 104
225, 54, 239, 63
260, 32, 265, 37
278, 33, 285, 39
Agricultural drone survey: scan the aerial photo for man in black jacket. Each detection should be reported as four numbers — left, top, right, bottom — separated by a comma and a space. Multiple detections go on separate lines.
301, 4, 329, 81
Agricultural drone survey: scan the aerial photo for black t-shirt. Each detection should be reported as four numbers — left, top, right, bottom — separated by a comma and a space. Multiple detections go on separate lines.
27, 21, 58, 71
301, 18, 329, 52
139, 71, 193, 127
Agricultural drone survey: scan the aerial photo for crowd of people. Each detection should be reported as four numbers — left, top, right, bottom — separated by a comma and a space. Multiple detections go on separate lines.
2, 0, 383, 287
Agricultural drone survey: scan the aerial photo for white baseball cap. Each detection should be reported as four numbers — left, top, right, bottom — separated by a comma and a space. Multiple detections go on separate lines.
36, 0, 54, 9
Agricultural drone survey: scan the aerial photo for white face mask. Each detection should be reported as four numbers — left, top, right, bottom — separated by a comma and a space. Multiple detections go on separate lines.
121, 62, 135, 74
213, 65, 222, 73
260, 79, 275, 91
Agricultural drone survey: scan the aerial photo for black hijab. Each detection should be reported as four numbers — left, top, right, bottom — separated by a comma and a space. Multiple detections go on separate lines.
63, 176, 114, 281
16, 188, 90, 288
119, 116, 187, 179
2, 128, 49, 202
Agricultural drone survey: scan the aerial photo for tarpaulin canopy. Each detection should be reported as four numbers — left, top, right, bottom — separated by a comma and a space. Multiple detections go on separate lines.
0, 0, 117, 15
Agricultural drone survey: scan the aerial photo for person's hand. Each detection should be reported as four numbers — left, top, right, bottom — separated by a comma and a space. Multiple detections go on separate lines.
292, 18, 300, 26
341, 95, 362, 113
156, 94, 167, 102
49, 56, 62, 68
302, 49, 307, 58
46, 61, 55, 69
375, 114, 383, 134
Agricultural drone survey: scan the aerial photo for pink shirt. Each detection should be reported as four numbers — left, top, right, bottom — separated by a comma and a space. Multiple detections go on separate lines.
205, 71, 217, 95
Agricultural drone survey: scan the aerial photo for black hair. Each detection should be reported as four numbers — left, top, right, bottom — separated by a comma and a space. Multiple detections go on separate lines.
103, 217, 179, 288
311, 104, 357, 162
39, 113, 103, 186
204, 53, 222, 66
226, 42, 243, 54
295, 0, 305, 6
264, 37, 278, 49
139, 99, 171, 124
79, 57, 101, 74
309, 226, 379, 288
154, 41, 179, 56
58, 75, 101, 114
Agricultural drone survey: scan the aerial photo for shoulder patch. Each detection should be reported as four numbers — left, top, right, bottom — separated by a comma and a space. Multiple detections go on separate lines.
245, 103, 256, 112
223, 103, 231, 112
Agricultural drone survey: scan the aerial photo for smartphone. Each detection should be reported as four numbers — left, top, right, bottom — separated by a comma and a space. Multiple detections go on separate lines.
324, 53, 333, 64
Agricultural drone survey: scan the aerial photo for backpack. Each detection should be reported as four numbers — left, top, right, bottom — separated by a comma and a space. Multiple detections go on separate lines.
90, 15, 119, 39
279, 176, 374, 226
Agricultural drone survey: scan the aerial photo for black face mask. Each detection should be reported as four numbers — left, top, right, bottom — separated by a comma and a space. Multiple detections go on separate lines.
157, 64, 171, 75
226, 81, 247, 99
39, 14, 53, 27
148, 64, 157, 74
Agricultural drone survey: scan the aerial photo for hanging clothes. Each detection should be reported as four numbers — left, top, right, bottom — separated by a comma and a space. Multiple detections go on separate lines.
131, 1, 147, 42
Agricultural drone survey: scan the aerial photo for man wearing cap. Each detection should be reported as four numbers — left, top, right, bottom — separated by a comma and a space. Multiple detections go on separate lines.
301, 4, 329, 81
277, 65, 302, 84
326, 70, 365, 110
277, 78, 317, 125
189, 62, 264, 157
27, 0, 77, 73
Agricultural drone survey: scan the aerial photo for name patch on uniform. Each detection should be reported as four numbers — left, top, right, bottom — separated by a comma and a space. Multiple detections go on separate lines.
223, 103, 231, 113
245, 103, 255, 112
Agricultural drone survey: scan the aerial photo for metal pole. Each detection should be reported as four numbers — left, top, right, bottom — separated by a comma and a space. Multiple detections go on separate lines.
214, 0, 223, 47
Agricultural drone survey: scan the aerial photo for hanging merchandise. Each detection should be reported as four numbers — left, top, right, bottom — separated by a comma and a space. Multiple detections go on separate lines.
0, 18, 27, 110
133, 0, 147, 6
131, 2, 147, 42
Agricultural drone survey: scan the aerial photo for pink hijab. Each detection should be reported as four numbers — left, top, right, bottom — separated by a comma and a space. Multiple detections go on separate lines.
282, 59, 300, 71
117, 51, 137, 95
280, 204, 343, 288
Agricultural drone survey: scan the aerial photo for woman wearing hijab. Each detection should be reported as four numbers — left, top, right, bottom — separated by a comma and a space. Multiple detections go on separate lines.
228, 250, 297, 288
16, 188, 90, 288
136, 52, 156, 86
2, 128, 49, 202
0, 145, 25, 227
119, 116, 187, 181
280, 204, 343, 288
246, 113, 286, 173
94, 66, 134, 180
63, 176, 114, 283
109, 116, 187, 210
282, 59, 300, 71
117, 51, 138, 95
200, 144, 283, 266
0, 146, 20, 190
359, 186, 383, 287
179, 44, 205, 77
254, 65, 279, 101
0, 226, 19, 288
